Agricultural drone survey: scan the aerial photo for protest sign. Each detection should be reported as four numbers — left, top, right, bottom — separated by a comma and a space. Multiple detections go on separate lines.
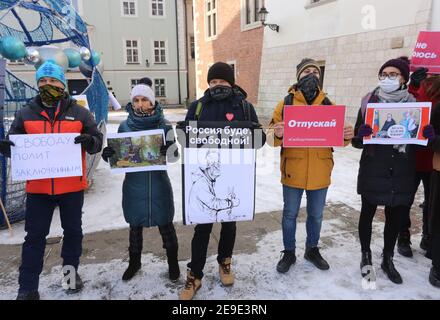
411, 31, 440, 74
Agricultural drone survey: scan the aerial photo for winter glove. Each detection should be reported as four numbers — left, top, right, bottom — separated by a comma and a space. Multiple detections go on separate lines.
101, 146, 116, 163
74, 134, 95, 150
410, 67, 429, 89
357, 124, 373, 138
0, 139, 15, 157
423, 125, 436, 141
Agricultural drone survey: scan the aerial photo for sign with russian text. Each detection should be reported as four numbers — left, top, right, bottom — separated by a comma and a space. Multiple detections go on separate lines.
411, 31, 440, 74
10, 133, 83, 181
363, 102, 432, 146
283, 105, 346, 147
177, 121, 259, 225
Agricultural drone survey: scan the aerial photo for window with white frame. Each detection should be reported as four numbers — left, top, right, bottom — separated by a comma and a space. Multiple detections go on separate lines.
153, 40, 167, 64
243, 0, 263, 26
227, 61, 237, 79
122, 0, 137, 16
154, 79, 166, 97
151, 0, 165, 16
10, 79, 26, 100
125, 40, 140, 64
205, 0, 217, 39
190, 36, 195, 59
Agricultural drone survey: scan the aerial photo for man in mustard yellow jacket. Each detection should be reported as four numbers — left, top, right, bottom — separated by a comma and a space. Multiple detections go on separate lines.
268, 58, 354, 273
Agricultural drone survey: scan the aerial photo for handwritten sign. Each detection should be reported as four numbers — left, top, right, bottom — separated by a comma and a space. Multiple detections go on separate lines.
10, 133, 83, 181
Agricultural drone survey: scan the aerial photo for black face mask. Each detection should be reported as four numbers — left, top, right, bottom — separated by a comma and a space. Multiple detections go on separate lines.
209, 85, 233, 101
297, 74, 320, 104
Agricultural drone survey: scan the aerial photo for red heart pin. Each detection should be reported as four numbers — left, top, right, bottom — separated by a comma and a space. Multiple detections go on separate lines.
226, 113, 234, 121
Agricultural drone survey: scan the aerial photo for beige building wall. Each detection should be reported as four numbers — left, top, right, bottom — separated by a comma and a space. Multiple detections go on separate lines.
258, 0, 438, 121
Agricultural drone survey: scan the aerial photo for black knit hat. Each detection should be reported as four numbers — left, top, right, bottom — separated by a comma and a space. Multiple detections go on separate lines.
296, 58, 321, 81
379, 56, 410, 84
139, 77, 153, 88
207, 62, 235, 86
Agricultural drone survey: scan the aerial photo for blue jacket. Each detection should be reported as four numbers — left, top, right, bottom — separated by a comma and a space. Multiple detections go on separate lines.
119, 104, 175, 227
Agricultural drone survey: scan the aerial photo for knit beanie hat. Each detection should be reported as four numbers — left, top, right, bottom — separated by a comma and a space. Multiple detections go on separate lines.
296, 58, 321, 81
207, 62, 235, 86
131, 84, 155, 105
379, 56, 410, 83
36, 61, 67, 88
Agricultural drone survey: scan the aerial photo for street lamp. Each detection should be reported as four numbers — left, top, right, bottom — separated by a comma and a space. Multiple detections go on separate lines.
258, 6, 279, 33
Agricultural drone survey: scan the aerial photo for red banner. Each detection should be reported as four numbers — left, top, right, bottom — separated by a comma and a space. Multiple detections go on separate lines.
411, 31, 440, 74
283, 106, 346, 147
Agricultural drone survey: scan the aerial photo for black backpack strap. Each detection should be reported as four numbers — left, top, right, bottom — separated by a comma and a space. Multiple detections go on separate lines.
241, 100, 251, 121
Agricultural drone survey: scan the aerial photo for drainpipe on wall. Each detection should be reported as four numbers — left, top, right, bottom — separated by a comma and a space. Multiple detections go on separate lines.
175, 0, 182, 105
183, 0, 190, 107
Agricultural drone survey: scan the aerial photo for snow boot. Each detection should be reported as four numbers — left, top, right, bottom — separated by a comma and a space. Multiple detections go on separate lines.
122, 252, 141, 281
64, 271, 84, 294
276, 250, 296, 273
219, 257, 234, 286
304, 247, 330, 270
179, 270, 202, 300
166, 247, 180, 281
360, 251, 373, 278
16, 291, 40, 300
397, 230, 413, 258
381, 252, 402, 284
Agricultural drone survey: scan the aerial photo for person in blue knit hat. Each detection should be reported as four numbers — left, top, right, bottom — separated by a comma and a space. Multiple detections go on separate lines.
0, 60, 103, 300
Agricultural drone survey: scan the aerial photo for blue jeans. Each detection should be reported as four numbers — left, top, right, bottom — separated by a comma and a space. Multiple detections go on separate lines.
282, 185, 328, 251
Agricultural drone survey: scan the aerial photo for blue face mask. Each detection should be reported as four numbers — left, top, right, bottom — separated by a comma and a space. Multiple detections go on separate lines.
379, 78, 401, 93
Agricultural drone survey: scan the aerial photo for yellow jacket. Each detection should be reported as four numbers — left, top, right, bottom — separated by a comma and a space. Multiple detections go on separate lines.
268, 87, 349, 190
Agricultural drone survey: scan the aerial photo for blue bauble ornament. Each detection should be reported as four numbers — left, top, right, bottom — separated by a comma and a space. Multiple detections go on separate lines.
0, 36, 26, 60
63, 48, 81, 68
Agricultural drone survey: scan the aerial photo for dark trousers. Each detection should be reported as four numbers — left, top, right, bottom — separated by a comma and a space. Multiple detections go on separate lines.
187, 222, 236, 279
18, 191, 84, 294
359, 197, 406, 254
128, 222, 178, 255
400, 171, 431, 235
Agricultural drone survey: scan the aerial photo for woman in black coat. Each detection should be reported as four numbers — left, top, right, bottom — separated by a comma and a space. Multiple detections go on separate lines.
352, 57, 421, 284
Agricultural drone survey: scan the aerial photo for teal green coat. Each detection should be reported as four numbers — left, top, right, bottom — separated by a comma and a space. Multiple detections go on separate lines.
119, 105, 175, 227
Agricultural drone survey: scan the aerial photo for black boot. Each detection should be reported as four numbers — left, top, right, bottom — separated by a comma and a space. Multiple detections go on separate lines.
122, 252, 142, 281
16, 291, 40, 300
420, 234, 430, 251
62, 269, 84, 294
276, 250, 296, 273
159, 223, 180, 281
397, 230, 413, 258
429, 267, 440, 288
304, 247, 330, 270
166, 247, 180, 281
360, 251, 373, 278
381, 252, 402, 284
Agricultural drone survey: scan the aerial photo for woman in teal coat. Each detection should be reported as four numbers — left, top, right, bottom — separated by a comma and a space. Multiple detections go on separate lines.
102, 84, 180, 282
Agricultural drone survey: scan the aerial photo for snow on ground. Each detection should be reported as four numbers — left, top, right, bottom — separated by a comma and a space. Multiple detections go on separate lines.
0, 219, 438, 300
0, 121, 364, 245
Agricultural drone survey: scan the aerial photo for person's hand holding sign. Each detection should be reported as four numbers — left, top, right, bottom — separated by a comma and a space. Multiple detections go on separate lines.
273, 122, 285, 139
344, 125, 355, 141
357, 124, 373, 138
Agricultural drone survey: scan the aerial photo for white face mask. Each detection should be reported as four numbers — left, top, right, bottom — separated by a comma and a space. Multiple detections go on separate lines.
379, 78, 401, 93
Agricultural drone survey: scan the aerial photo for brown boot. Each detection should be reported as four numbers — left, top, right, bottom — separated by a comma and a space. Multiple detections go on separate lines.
219, 257, 234, 286
179, 271, 202, 300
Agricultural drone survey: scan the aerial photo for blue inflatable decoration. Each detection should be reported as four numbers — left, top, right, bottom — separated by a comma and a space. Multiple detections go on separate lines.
63, 48, 81, 68
0, 0, 109, 228
87, 50, 101, 67
0, 36, 26, 60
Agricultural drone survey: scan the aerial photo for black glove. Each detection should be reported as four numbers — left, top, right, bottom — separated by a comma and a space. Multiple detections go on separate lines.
0, 139, 15, 157
74, 134, 94, 150
101, 146, 115, 163
410, 67, 429, 88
